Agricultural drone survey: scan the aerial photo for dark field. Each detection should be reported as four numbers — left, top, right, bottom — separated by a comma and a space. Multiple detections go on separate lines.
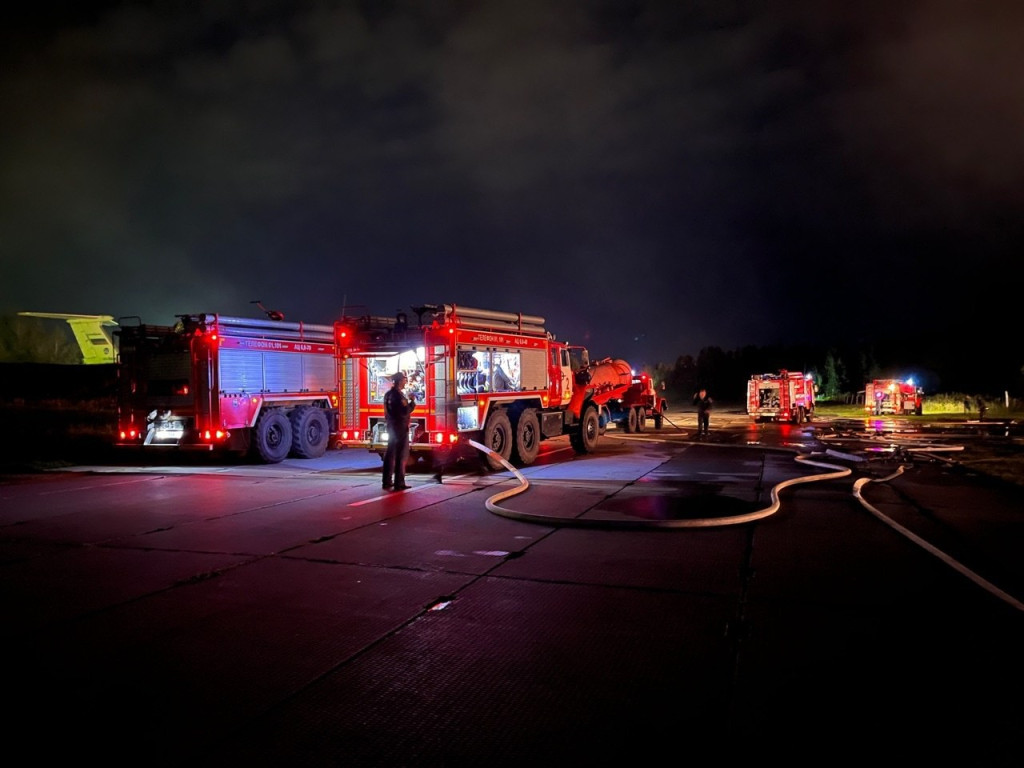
1, 363, 118, 470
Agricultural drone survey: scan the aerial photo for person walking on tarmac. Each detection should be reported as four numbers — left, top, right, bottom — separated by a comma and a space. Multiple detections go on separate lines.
383, 371, 416, 491
693, 387, 712, 437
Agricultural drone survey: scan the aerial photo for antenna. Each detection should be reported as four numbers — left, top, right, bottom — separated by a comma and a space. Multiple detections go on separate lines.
251, 300, 285, 321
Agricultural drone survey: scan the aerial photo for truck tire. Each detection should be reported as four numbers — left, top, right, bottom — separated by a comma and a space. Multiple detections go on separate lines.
252, 410, 292, 463
653, 413, 663, 429
482, 409, 513, 471
625, 407, 637, 433
793, 406, 805, 424
290, 406, 330, 459
511, 408, 541, 466
570, 405, 601, 454
635, 407, 647, 432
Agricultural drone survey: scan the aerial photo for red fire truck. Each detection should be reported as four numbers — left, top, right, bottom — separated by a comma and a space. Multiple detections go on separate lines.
334, 304, 634, 470
604, 367, 668, 431
865, 378, 923, 416
115, 314, 339, 462
746, 370, 816, 423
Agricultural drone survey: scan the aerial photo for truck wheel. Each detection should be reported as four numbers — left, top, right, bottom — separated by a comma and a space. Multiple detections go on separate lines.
793, 406, 805, 424
571, 405, 601, 454
653, 413, 663, 429
290, 406, 329, 459
252, 410, 292, 463
635, 407, 647, 432
511, 408, 541, 466
482, 410, 513, 471
625, 407, 637, 433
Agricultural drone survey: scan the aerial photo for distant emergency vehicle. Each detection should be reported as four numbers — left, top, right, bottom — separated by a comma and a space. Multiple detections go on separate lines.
865, 379, 923, 416
746, 370, 816, 423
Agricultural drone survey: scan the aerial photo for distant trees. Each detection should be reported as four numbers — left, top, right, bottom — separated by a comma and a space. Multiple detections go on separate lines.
648, 336, 1023, 404
0, 315, 82, 364
819, 350, 847, 402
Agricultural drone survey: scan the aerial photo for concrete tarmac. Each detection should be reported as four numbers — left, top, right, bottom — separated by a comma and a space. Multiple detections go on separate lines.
2, 416, 1023, 766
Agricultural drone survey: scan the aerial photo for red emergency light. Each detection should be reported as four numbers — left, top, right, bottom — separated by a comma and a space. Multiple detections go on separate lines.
335, 325, 357, 350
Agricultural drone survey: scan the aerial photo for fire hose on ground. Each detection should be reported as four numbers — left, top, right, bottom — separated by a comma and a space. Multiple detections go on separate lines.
470, 437, 1024, 611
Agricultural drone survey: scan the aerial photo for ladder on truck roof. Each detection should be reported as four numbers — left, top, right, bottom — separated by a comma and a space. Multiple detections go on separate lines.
413, 304, 549, 336
339, 304, 553, 357
179, 314, 336, 343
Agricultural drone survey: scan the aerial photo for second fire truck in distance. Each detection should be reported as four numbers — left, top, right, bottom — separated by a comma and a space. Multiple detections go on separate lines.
865, 378, 923, 416
334, 304, 636, 470
597, 362, 669, 432
746, 369, 817, 424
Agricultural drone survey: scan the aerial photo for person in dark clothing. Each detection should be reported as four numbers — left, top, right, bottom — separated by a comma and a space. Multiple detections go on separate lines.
431, 446, 449, 484
382, 371, 416, 491
693, 388, 712, 437
976, 396, 987, 420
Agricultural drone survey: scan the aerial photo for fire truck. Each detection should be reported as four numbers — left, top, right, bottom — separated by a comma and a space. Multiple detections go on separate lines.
115, 314, 339, 462
746, 370, 816, 423
334, 304, 635, 470
865, 378, 923, 416
604, 367, 669, 431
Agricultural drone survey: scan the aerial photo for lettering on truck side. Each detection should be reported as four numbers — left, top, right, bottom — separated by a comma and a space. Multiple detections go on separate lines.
220, 338, 333, 353
464, 331, 543, 348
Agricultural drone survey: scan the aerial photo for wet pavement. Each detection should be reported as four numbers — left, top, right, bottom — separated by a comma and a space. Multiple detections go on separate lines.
2, 410, 1023, 766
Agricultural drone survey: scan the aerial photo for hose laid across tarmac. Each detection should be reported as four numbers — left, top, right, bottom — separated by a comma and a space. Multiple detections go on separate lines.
471, 439, 851, 530
473, 435, 1024, 610
852, 471, 1024, 612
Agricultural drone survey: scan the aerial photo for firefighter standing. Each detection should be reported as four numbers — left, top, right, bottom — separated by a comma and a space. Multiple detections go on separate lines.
382, 371, 416, 491
693, 388, 712, 437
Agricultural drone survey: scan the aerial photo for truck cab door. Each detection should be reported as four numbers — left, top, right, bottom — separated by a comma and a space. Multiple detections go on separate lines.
552, 346, 574, 407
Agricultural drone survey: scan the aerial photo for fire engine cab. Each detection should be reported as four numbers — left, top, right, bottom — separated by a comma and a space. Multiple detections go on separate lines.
334, 304, 625, 470
865, 378, 923, 416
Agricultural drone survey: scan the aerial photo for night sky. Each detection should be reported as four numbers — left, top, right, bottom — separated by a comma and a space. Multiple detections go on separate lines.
2, 1, 1021, 374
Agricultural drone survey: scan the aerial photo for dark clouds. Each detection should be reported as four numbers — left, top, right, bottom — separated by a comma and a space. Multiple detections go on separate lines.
1, 1, 1021, 372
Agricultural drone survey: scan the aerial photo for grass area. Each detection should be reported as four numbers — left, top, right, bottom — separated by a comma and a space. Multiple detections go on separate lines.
816, 390, 1024, 420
